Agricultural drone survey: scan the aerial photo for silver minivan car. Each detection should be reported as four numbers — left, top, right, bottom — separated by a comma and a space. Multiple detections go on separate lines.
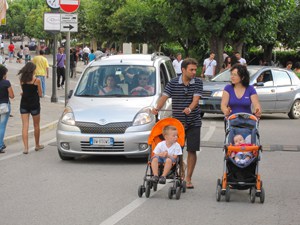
57, 53, 176, 160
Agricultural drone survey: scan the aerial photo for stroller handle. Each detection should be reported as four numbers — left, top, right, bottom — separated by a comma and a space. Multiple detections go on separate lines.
226, 113, 259, 122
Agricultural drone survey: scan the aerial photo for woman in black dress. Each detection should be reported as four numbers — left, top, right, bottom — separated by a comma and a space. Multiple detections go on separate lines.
18, 62, 44, 154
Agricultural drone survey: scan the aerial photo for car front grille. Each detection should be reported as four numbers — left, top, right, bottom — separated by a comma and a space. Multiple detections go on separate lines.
202, 90, 212, 98
75, 121, 132, 134
80, 141, 124, 152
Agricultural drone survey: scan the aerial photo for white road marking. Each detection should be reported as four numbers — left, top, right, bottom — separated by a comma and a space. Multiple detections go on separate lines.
99, 184, 165, 225
99, 121, 217, 225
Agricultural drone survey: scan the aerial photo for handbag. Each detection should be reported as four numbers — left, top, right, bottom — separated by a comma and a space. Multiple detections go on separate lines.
0, 103, 9, 114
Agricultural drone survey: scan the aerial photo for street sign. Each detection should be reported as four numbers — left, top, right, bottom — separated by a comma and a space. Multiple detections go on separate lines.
60, 13, 78, 32
44, 13, 61, 31
59, 0, 80, 13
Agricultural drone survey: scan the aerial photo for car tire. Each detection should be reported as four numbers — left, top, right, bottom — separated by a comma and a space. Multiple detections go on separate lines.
58, 149, 74, 160
288, 99, 300, 119
200, 112, 205, 118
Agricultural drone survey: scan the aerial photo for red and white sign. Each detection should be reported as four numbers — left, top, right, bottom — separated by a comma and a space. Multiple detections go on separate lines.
59, 0, 80, 13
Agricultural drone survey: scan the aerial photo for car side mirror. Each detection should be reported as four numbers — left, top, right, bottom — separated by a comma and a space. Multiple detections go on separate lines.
68, 90, 73, 99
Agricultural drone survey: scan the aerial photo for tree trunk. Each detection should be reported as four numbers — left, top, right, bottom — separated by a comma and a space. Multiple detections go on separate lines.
209, 36, 225, 74
263, 44, 274, 65
231, 40, 244, 54
177, 38, 189, 58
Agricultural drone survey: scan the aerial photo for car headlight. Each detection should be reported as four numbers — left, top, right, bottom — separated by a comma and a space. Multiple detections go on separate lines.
60, 107, 76, 126
133, 108, 154, 126
212, 90, 223, 97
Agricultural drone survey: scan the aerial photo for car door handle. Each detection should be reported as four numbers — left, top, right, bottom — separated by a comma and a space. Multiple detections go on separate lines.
271, 89, 275, 93
291, 88, 294, 91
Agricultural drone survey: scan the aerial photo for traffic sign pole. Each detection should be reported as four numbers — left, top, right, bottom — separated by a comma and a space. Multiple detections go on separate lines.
65, 31, 70, 106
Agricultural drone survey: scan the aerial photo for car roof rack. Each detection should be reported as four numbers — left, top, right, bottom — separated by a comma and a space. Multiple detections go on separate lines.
151, 52, 164, 61
94, 51, 107, 61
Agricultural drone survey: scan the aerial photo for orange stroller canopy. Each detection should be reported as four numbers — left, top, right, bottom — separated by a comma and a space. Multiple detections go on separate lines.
148, 118, 185, 147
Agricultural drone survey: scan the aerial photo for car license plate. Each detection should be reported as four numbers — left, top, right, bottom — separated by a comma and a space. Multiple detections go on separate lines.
199, 99, 205, 105
90, 137, 114, 146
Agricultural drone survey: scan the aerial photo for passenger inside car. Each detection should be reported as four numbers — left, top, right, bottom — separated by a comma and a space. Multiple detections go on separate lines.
131, 73, 154, 96
98, 75, 123, 95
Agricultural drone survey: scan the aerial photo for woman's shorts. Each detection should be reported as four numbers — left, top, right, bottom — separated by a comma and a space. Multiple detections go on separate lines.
186, 126, 201, 151
151, 156, 177, 163
20, 107, 40, 116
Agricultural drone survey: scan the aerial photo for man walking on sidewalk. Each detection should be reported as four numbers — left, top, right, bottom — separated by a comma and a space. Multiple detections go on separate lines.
56, 47, 66, 90
32, 50, 49, 97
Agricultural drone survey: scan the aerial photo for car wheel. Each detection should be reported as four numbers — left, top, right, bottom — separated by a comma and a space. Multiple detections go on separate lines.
58, 149, 74, 160
288, 99, 300, 119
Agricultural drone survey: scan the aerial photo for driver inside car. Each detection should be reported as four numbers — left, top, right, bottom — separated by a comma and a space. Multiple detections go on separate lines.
130, 74, 154, 96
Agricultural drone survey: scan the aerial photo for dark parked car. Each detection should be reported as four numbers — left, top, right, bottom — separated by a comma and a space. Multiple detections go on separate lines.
200, 66, 300, 119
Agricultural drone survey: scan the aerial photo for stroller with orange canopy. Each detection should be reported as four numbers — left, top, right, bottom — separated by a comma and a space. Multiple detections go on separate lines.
138, 117, 187, 199
216, 113, 265, 203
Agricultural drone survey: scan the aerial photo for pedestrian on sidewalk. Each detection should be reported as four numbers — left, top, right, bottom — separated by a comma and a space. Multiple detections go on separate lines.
18, 62, 44, 154
32, 50, 49, 97
201, 52, 217, 81
70, 48, 76, 78
8, 42, 15, 63
0, 65, 15, 153
56, 47, 66, 89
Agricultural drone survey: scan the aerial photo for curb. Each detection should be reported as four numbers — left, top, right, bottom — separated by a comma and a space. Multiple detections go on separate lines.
4, 120, 58, 146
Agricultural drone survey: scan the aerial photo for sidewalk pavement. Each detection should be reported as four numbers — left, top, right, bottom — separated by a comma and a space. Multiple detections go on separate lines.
3, 53, 87, 147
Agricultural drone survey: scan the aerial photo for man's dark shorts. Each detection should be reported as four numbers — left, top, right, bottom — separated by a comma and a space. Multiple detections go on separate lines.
20, 107, 40, 116
186, 126, 201, 151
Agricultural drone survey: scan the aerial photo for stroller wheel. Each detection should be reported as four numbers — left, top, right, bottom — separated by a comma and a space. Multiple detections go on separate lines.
216, 183, 222, 202
225, 186, 231, 202
153, 182, 157, 192
138, 185, 144, 198
181, 180, 187, 193
259, 187, 265, 203
145, 183, 151, 198
175, 186, 181, 200
175, 180, 180, 188
250, 187, 256, 203
168, 187, 174, 199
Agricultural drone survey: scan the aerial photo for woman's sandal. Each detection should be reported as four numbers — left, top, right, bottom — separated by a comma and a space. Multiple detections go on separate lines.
35, 145, 44, 151
186, 181, 194, 189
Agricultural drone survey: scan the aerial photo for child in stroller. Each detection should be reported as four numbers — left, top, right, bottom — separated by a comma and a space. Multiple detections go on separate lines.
138, 118, 187, 200
216, 113, 265, 203
231, 134, 254, 165
150, 125, 182, 184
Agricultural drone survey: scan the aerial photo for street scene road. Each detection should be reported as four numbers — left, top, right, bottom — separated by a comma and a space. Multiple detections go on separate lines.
1, 50, 300, 225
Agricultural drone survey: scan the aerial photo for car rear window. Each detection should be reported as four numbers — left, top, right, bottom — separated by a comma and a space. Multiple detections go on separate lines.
75, 65, 156, 97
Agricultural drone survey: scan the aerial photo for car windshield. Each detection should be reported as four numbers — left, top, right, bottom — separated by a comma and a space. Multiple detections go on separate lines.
75, 65, 156, 97
212, 68, 259, 82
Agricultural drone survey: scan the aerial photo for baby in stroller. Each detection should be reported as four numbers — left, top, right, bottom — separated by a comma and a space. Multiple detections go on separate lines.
231, 134, 254, 165
151, 125, 182, 184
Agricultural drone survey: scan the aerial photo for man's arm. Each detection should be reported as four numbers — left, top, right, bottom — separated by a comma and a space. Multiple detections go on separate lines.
151, 95, 169, 115
183, 95, 200, 115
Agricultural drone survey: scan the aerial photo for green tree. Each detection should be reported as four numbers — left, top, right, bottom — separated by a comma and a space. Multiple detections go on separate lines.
109, 0, 170, 51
